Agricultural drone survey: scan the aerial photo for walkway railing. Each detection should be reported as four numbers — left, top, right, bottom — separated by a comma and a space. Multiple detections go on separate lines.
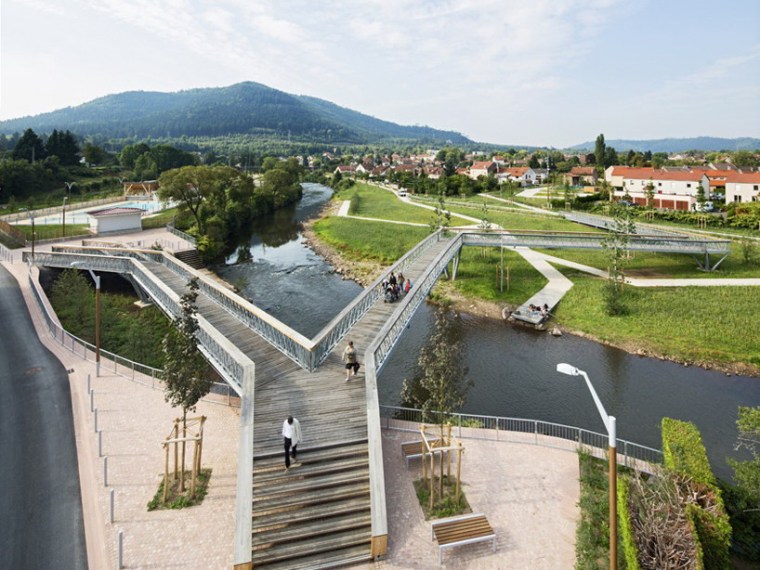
23, 264, 241, 407
166, 223, 197, 247
459, 228, 731, 255
380, 405, 663, 470
563, 211, 685, 237
310, 229, 445, 368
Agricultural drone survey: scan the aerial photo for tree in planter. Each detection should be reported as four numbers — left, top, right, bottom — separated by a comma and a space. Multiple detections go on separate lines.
162, 277, 212, 492
401, 307, 471, 510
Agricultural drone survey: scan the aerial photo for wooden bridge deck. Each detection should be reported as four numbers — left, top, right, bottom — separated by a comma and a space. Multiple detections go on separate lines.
142, 238, 451, 568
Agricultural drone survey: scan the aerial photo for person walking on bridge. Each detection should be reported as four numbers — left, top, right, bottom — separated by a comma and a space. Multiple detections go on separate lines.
342, 340, 358, 381
282, 416, 302, 470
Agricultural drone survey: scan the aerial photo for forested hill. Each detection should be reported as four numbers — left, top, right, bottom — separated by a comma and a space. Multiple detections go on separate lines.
570, 136, 760, 153
0, 82, 471, 146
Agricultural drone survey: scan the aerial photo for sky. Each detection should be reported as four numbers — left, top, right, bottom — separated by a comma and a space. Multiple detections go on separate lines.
1, 0, 759, 148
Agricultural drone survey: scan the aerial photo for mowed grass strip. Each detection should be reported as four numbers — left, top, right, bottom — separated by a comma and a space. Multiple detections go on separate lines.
337, 183, 472, 225
554, 273, 760, 368
535, 241, 760, 279
312, 216, 430, 264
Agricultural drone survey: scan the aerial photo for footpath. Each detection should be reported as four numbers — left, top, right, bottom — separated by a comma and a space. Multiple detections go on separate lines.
1, 228, 581, 569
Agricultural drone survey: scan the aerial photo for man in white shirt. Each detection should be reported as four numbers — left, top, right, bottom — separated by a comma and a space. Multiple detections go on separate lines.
282, 416, 302, 470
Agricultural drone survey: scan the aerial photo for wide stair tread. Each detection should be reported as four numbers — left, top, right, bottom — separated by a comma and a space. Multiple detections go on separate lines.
253, 511, 371, 548
253, 468, 369, 503
253, 440, 368, 468
251, 544, 372, 570
251, 528, 372, 567
253, 497, 370, 530
253, 456, 368, 485
253, 476, 369, 512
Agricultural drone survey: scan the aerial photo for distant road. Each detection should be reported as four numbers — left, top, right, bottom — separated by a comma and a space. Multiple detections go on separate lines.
0, 265, 87, 569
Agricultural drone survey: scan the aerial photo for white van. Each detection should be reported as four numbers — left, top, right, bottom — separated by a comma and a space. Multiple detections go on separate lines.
398, 189, 408, 197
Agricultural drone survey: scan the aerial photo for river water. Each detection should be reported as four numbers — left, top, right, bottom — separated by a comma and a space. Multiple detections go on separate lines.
214, 183, 759, 480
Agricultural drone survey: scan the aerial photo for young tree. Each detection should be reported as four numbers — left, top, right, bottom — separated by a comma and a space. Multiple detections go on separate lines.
400, 307, 471, 425
600, 205, 634, 315
429, 188, 451, 233
645, 180, 655, 208
162, 278, 212, 491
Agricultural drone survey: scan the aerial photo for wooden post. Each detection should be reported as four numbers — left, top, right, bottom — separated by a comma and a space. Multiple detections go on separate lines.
429, 452, 435, 510
446, 424, 452, 479
456, 442, 463, 505
421, 424, 427, 481
180, 416, 187, 492
190, 440, 198, 497
163, 441, 169, 503
173, 421, 179, 481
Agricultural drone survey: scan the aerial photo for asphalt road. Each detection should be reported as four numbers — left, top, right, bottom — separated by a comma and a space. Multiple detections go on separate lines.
0, 264, 87, 569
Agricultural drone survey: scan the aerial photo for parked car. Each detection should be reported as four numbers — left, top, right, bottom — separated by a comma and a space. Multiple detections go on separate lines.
692, 201, 715, 213
398, 189, 408, 197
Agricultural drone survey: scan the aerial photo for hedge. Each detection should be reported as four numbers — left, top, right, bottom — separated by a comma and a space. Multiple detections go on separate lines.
617, 476, 641, 570
661, 418, 731, 569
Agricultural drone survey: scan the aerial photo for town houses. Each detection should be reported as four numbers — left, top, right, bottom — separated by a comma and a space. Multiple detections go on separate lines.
606, 166, 760, 210
328, 147, 759, 211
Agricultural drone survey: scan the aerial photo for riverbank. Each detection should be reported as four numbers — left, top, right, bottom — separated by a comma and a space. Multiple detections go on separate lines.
303, 199, 760, 379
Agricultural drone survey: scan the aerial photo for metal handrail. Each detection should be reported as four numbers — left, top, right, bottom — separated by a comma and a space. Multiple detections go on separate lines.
379, 405, 663, 470
24, 266, 241, 407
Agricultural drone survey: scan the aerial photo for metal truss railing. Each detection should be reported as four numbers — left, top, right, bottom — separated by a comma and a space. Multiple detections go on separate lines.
310, 229, 445, 369
459, 228, 730, 255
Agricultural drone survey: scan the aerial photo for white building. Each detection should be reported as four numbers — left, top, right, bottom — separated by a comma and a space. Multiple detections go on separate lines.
88, 207, 143, 234
725, 172, 760, 203
606, 167, 709, 210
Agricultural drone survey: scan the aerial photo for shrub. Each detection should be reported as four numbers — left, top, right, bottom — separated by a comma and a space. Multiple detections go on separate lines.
661, 418, 731, 570
617, 476, 641, 570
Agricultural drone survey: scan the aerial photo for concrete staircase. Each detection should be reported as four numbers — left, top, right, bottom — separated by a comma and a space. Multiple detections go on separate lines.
172, 248, 203, 269
251, 439, 373, 569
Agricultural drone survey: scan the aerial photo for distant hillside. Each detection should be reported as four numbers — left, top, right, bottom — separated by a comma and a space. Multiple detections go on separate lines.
0, 82, 472, 146
569, 137, 760, 153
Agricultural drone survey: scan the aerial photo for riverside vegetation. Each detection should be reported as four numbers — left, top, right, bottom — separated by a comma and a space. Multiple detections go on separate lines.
312, 182, 760, 376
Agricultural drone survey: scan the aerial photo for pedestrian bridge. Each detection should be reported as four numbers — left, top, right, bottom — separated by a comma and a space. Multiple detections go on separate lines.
23, 225, 731, 569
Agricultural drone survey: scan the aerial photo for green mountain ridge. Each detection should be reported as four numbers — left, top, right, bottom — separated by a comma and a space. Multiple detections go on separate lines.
569, 136, 760, 153
0, 81, 472, 146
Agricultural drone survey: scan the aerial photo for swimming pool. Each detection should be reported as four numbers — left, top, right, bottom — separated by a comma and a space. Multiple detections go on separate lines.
14, 199, 176, 226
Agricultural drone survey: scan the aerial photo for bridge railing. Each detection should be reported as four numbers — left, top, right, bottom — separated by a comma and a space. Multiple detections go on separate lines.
369, 232, 463, 373
459, 229, 730, 255
380, 405, 663, 471
310, 229, 445, 369
166, 223, 197, 247
24, 251, 251, 396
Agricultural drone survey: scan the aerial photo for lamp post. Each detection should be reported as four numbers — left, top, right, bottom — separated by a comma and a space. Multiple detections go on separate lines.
557, 363, 617, 569
62, 196, 68, 238
72, 262, 101, 376
20, 209, 36, 260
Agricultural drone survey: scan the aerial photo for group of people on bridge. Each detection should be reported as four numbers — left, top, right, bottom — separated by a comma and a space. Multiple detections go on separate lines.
383, 271, 411, 303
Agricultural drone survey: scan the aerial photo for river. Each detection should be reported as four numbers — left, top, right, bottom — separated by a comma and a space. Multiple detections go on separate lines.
214, 183, 759, 481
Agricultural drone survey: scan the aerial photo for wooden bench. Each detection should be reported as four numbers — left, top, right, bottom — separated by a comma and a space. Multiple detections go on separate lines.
401, 440, 425, 467
431, 513, 496, 564
400, 439, 443, 468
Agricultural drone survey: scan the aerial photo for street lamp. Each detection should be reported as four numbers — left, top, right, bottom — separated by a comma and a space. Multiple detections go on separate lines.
557, 363, 617, 569
20, 208, 36, 260
62, 196, 68, 238
72, 262, 101, 377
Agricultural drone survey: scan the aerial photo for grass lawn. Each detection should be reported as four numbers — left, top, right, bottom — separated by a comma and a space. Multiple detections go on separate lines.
335, 183, 472, 225
554, 272, 760, 369
21, 224, 90, 240
312, 216, 430, 264
536, 241, 760, 279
